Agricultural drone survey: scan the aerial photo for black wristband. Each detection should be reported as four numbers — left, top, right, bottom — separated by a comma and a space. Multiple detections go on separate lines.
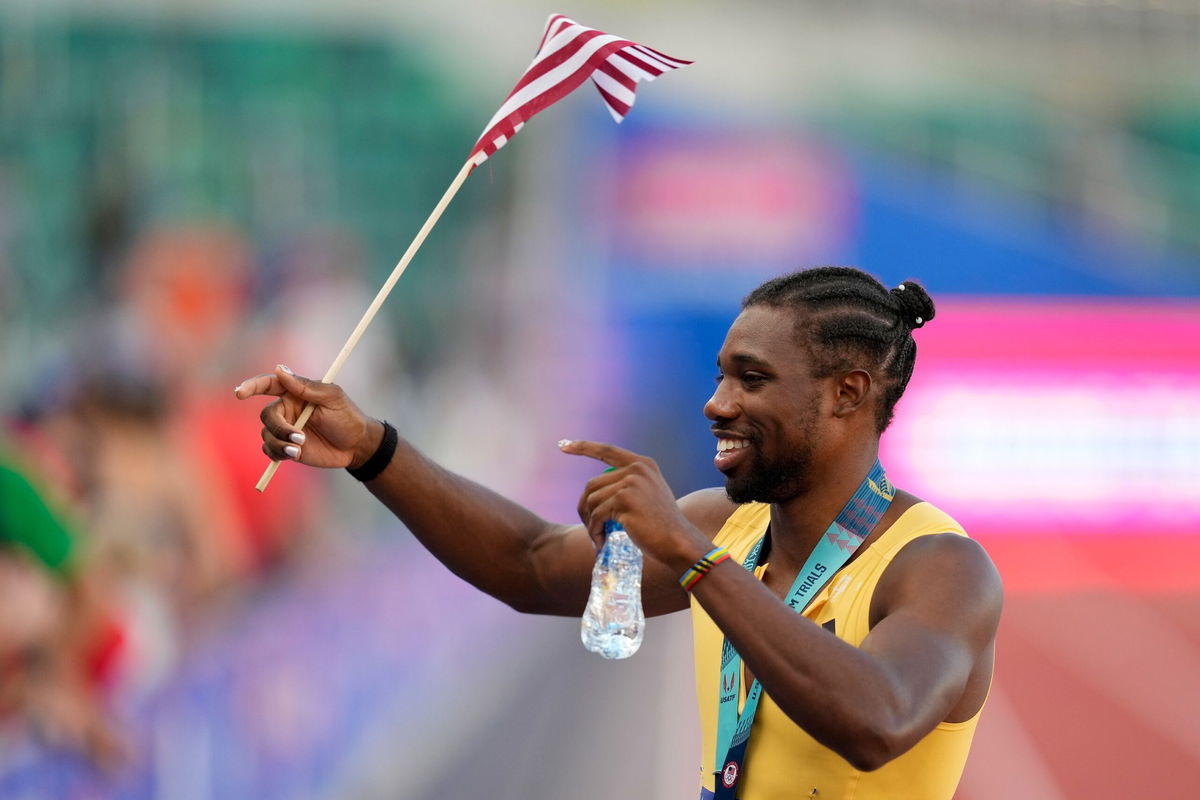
346, 421, 397, 482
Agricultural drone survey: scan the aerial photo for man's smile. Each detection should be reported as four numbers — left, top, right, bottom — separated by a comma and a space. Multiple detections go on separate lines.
714, 435, 753, 472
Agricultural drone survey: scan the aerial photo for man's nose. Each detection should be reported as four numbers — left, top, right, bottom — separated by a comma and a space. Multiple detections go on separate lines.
704, 382, 737, 422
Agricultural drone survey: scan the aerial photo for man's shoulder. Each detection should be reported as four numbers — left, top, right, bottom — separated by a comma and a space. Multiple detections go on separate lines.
874, 493, 1000, 606
878, 522, 1003, 617
677, 487, 741, 540
890, 530, 996, 576
863, 492, 968, 566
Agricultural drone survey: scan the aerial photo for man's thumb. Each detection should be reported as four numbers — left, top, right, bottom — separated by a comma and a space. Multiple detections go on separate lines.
274, 365, 326, 399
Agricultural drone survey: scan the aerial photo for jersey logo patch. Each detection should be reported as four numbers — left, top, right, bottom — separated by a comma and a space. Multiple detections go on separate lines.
829, 573, 853, 600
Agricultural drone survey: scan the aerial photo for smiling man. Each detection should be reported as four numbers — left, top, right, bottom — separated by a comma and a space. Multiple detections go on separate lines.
236, 266, 1001, 800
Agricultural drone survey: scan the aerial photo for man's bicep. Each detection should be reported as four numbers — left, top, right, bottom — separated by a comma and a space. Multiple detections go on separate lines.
859, 535, 1002, 735
870, 534, 1003, 649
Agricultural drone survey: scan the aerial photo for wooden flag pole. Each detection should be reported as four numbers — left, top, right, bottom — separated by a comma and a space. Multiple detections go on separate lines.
256, 157, 476, 492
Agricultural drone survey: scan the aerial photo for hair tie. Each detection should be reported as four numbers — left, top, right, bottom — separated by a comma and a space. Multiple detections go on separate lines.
890, 283, 922, 328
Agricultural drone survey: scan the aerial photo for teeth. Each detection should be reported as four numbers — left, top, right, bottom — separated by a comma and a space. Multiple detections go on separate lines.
717, 439, 749, 453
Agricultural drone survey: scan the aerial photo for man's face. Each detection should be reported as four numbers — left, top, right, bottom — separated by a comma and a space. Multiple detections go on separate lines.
704, 305, 826, 504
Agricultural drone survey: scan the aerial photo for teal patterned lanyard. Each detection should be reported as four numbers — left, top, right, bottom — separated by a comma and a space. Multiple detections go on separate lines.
712, 461, 895, 798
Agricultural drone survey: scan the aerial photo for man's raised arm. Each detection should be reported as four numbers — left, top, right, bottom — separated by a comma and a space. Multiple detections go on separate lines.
234, 365, 712, 617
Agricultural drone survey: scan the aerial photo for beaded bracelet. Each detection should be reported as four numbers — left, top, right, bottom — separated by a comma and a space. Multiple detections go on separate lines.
346, 421, 398, 482
679, 546, 731, 591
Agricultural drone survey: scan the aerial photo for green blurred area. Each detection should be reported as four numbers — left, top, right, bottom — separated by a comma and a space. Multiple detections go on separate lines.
1127, 103, 1200, 249
0, 20, 490, 375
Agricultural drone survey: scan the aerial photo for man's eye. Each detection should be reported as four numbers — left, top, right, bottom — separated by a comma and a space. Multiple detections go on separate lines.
713, 374, 724, 385
742, 373, 767, 386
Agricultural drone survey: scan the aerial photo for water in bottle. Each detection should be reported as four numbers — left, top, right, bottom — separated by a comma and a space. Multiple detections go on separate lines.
581, 520, 645, 659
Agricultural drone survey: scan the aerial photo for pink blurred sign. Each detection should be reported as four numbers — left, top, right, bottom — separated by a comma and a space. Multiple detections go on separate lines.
881, 299, 1200, 538
614, 134, 855, 266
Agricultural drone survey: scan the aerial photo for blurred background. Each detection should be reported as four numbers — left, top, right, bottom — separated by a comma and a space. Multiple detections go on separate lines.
0, 1, 1197, 798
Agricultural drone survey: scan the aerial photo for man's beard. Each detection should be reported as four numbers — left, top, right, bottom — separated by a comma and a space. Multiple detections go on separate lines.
724, 420, 818, 505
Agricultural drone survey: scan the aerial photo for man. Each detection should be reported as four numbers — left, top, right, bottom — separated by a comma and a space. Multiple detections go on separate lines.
236, 266, 1002, 799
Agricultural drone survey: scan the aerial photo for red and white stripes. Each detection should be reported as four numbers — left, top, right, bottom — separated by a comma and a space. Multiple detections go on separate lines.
468, 14, 690, 168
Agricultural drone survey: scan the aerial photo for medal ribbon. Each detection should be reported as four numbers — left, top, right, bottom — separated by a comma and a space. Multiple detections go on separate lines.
711, 461, 894, 799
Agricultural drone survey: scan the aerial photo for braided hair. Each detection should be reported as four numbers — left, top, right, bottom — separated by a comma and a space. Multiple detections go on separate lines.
742, 266, 935, 433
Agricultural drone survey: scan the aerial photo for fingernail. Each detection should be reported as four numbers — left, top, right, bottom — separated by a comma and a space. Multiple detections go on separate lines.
278, 364, 294, 375
284, 445, 300, 459
557, 439, 571, 449
289, 432, 305, 445
233, 384, 242, 396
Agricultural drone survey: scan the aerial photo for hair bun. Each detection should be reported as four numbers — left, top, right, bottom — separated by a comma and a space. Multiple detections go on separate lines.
889, 280, 936, 329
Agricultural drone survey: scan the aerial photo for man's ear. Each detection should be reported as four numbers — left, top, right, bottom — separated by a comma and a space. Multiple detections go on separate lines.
832, 369, 873, 418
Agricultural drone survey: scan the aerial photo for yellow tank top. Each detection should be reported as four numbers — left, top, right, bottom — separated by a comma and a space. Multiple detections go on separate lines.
690, 501, 983, 800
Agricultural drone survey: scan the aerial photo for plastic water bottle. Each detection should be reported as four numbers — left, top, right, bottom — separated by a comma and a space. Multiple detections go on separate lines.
581, 520, 645, 659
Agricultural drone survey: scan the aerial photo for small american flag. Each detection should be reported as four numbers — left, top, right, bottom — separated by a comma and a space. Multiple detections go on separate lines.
468, 14, 691, 168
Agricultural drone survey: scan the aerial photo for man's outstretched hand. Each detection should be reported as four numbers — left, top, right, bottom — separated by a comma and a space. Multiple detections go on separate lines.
234, 365, 382, 471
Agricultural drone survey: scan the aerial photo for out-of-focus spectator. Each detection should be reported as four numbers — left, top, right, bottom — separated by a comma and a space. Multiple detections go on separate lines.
65, 373, 248, 611
108, 225, 328, 573
0, 444, 127, 769
114, 226, 254, 389
0, 220, 343, 771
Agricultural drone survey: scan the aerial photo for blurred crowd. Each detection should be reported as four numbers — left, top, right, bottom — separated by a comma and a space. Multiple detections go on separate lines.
0, 222, 401, 769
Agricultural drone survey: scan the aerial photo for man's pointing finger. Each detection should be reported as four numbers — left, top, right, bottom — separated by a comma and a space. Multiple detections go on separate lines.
557, 439, 641, 467
234, 373, 285, 400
